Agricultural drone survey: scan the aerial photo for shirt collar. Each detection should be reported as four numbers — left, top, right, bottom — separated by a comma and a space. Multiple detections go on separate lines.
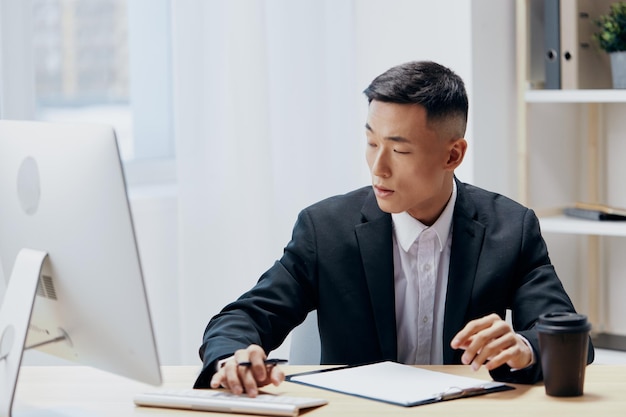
392, 181, 457, 253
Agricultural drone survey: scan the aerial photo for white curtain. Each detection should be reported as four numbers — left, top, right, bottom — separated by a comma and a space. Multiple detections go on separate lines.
172, 0, 365, 364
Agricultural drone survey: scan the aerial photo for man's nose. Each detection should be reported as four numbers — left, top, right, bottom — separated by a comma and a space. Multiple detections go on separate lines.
371, 151, 390, 178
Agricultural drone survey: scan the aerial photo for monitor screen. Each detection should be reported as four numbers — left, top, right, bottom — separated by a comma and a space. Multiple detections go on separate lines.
0, 120, 162, 414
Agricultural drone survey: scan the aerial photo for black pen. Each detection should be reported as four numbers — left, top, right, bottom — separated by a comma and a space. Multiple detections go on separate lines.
237, 358, 288, 367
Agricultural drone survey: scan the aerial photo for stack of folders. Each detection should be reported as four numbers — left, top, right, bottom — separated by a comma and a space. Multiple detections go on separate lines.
563, 202, 626, 221
543, 0, 613, 90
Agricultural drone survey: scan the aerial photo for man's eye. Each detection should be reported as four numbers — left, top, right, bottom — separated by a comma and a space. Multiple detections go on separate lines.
394, 149, 410, 154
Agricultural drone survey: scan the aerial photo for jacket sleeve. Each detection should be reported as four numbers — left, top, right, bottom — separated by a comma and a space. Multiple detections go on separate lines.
194, 210, 319, 387
488, 208, 594, 384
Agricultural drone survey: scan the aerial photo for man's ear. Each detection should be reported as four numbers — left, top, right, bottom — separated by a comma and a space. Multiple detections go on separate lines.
445, 138, 467, 170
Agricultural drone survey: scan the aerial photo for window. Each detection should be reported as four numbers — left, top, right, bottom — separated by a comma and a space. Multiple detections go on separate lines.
1, 0, 175, 184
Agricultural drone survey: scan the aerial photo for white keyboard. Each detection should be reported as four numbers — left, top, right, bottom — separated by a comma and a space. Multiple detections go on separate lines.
134, 389, 329, 417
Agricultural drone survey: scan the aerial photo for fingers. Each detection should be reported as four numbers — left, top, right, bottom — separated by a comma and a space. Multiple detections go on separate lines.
451, 314, 531, 371
450, 313, 500, 349
209, 345, 285, 397
484, 334, 532, 370
209, 355, 246, 394
269, 364, 286, 386
464, 318, 510, 368
237, 346, 272, 396
466, 329, 517, 371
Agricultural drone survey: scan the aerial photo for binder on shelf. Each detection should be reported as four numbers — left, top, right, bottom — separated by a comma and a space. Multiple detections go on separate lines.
544, 0, 561, 89
560, 0, 613, 89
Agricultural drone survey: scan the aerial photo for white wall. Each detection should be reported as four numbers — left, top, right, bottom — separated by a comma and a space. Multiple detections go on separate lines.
128, 187, 180, 363
470, 0, 518, 196
353, 0, 475, 184
171, 0, 365, 365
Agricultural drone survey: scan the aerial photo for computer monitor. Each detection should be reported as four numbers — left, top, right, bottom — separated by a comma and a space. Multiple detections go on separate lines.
0, 120, 162, 416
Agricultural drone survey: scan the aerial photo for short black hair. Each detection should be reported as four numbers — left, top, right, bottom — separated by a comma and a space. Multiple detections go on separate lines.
363, 61, 468, 138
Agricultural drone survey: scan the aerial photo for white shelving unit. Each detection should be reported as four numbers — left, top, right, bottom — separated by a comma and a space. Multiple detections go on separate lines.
540, 216, 626, 237
526, 89, 626, 103
516, 0, 626, 350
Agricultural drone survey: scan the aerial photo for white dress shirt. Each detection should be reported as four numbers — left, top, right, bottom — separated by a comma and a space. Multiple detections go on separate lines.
392, 182, 457, 365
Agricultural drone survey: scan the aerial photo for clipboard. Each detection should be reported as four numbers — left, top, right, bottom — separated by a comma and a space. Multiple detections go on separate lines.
286, 361, 514, 407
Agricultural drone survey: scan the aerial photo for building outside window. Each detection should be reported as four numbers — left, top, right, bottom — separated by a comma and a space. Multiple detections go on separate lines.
2, 0, 174, 184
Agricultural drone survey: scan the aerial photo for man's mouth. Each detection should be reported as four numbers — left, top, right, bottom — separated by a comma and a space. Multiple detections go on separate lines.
373, 185, 394, 198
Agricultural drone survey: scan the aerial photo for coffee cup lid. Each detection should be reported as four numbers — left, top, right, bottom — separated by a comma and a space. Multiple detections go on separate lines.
537, 312, 591, 333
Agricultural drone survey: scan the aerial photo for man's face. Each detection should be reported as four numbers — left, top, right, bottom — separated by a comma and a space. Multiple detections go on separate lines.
365, 100, 462, 224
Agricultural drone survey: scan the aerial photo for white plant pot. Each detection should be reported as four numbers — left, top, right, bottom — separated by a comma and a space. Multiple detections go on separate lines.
610, 51, 626, 89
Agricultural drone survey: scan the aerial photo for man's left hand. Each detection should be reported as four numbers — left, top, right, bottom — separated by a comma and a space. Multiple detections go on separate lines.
450, 313, 533, 371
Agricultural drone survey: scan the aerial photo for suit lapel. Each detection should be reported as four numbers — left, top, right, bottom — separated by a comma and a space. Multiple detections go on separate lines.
354, 183, 486, 364
443, 180, 485, 363
355, 191, 397, 361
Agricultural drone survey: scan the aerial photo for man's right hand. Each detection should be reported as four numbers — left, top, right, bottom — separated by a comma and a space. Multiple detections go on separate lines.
209, 344, 285, 397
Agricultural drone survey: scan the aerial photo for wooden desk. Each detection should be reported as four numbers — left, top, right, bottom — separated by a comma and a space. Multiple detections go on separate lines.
13, 365, 626, 416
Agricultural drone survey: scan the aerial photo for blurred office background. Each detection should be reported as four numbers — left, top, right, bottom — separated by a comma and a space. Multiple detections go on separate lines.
3, 0, 620, 366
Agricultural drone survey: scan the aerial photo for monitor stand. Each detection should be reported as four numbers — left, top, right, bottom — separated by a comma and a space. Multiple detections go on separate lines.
0, 248, 47, 417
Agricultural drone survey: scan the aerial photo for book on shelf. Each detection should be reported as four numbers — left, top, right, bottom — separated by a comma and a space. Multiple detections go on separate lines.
563, 202, 626, 221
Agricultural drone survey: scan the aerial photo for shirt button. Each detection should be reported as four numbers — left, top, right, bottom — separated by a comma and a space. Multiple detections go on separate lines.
423, 316, 429, 323
424, 264, 431, 272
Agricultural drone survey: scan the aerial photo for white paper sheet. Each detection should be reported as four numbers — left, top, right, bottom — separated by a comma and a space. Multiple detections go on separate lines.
287, 361, 511, 406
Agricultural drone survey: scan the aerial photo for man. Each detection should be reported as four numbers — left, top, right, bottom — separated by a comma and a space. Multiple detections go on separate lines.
194, 61, 593, 396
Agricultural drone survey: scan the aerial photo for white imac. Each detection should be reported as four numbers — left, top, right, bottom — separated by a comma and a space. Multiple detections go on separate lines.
0, 120, 162, 416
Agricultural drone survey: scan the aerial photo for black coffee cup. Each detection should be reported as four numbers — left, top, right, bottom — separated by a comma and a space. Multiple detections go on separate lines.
537, 312, 591, 397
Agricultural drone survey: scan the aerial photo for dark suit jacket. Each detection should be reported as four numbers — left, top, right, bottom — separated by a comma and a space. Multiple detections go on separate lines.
195, 179, 593, 387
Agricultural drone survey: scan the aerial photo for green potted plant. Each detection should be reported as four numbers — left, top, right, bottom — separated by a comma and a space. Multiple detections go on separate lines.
594, 2, 626, 88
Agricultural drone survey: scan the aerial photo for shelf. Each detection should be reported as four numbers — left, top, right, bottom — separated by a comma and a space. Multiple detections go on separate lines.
539, 216, 626, 237
592, 333, 626, 352
517, 0, 624, 345
525, 89, 626, 103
